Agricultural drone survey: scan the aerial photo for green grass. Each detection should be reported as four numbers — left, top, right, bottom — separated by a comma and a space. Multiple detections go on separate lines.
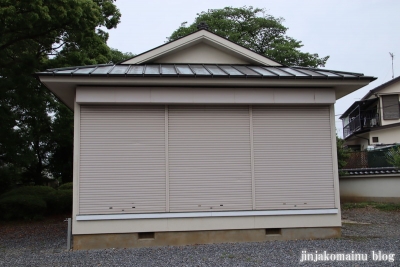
342, 202, 400, 211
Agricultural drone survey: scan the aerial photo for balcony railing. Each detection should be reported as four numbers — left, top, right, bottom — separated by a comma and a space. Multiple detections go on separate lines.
343, 112, 379, 138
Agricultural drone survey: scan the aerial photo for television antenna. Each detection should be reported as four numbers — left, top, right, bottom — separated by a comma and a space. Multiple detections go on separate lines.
389, 52, 394, 79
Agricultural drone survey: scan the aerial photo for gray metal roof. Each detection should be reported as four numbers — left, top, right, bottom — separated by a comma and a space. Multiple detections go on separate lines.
37, 64, 375, 80
341, 167, 400, 176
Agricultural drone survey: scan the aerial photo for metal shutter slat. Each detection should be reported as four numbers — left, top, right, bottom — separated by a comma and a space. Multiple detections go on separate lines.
79, 105, 166, 215
253, 106, 335, 210
168, 105, 252, 212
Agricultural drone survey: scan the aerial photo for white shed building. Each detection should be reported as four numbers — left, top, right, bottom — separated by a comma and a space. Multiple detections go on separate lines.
37, 29, 376, 249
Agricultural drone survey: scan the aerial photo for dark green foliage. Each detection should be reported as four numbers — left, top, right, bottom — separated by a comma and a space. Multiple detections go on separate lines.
386, 146, 400, 168
0, 0, 121, 69
0, 165, 20, 195
0, 1, 128, 189
0, 186, 72, 219
49, 104, 74, 183
168, 6, 329, 68
0, 195, 47, 220
336, 136, 351, 171
58, 182, 73, 190
109, 48, 135, 64
0, 186, 56, 199
45, 189, 73, 214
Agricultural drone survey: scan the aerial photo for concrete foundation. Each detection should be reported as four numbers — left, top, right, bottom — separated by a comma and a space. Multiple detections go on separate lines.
73, 227, 341, 250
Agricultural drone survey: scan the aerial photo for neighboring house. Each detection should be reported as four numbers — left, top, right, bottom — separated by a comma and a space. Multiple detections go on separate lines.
339, 76, 400, 203
340, 76, 400, 150
36, 27, 375, 250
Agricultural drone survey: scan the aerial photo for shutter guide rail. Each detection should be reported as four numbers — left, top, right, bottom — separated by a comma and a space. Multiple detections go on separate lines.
165, 105, 170, 212
250, 105, 256, 210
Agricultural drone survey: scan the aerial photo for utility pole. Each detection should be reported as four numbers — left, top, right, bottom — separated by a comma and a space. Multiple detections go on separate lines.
389, 52, 394, 79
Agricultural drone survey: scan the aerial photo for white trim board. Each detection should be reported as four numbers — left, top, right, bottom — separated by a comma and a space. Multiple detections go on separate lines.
76, 209, 338, 221
76, 87, 336, 105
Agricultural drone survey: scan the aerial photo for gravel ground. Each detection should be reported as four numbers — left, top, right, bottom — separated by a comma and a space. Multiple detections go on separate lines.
0, 208, 399, 267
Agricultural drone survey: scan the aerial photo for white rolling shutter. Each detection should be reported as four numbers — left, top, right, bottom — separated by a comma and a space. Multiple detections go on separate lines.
253, 106, 335, 210
168, 105, 252, 212
79, 105, 166, 214
79, 104, 335, 215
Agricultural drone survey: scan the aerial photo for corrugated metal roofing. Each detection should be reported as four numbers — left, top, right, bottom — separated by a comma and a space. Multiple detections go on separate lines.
37, 64, 374, 80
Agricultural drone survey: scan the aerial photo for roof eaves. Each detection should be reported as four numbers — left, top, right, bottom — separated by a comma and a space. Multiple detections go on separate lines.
361, 75, 400, 100
294, 66, 364, 77
339, 98, 379, 119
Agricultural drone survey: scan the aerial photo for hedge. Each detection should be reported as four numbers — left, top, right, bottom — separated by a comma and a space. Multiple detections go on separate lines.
0, 185, 72, 220
0, 195, 47, 220
58, 182, 73, 190
0, 186, 55, 199
46, 189, 73, 214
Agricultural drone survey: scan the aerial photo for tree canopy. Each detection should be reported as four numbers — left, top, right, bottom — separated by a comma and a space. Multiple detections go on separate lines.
168, 6, 329, 68
0, 0, 130, 192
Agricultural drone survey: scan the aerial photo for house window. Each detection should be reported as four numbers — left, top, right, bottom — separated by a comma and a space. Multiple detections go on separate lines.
382, 95, 400, 120
372, 137, 379, 143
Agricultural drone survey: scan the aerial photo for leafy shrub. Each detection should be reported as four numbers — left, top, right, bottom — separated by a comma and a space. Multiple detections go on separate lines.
0, 185, 72, 219
0, 186, 56, 199
386, 146, 400, 168
0, 195, 47, 220
336, 136, 351, 170
46, 189, 73, 214
58, 182, 73, 190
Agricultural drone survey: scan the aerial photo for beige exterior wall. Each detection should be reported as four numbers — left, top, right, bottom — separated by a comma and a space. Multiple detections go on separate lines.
76, 87, 336, 105
369, 127, 400, 145
344, 132, 370, 150
366, 79, 400, 100
374, 82, 400, 126
340, 174, 400, 202
73, 213, 341, 235
344, 126, 400, 148
121, 30, 281, 66
72, 92, 341, 238
153, 42, 250, 64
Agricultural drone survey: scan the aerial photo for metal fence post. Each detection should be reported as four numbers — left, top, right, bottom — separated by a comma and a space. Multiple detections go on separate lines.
67, 218, 72, 250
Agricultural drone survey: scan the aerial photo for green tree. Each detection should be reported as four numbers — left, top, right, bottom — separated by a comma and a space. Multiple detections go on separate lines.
109, 48, 135, 64
336, 136, 351, 171
0, 0, 122, 187
168, 6, 329, 68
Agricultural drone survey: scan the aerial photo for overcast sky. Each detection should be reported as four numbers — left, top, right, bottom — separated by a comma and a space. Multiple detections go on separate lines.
106, 0, 400, 137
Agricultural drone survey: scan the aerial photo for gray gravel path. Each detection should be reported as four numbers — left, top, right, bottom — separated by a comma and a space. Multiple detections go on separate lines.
0, 208, 399, 267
